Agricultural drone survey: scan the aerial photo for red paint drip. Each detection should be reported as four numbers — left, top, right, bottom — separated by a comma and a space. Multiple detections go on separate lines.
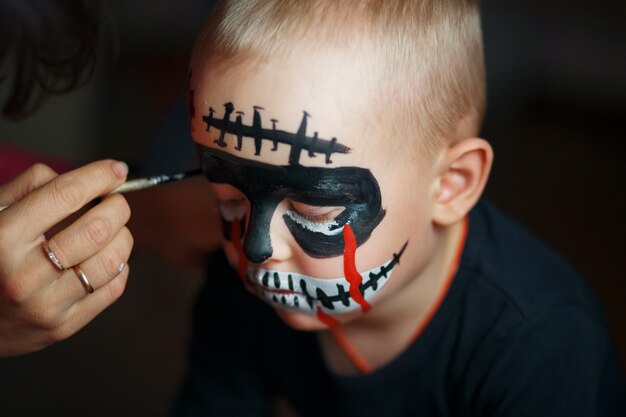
408, 216, 469, 344
316, 306, 340, 327
230, 217, 248, 282
343, 224, 371, 312
330, 327, 373, 374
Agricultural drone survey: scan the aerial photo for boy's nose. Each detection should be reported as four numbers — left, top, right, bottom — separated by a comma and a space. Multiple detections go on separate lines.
243, 203, 276, 263
243, 202, 293, 264
243, 231, 273, 263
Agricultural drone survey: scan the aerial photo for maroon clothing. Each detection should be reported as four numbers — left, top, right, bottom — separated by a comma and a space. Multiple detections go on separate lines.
0, 146, 73, 183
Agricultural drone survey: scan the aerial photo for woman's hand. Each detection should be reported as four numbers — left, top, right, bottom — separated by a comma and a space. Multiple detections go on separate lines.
0, 160, 134, 357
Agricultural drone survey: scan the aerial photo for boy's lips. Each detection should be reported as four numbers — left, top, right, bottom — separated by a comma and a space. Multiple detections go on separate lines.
261, 287, 297, 295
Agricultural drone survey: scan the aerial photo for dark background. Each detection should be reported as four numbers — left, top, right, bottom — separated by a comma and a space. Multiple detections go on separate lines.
0, 1, 624, 416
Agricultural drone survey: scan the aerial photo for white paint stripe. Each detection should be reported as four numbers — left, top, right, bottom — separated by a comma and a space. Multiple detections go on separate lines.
284, 210, 343, 236
219, 203, 247, 221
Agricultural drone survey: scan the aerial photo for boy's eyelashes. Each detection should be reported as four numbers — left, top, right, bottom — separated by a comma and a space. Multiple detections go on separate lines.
215, 197, 344, 224
288, 201, 345, 223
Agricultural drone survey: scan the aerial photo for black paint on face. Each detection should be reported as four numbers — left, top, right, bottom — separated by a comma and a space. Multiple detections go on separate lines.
203, 103, 350, 165
198, 145, 386, 262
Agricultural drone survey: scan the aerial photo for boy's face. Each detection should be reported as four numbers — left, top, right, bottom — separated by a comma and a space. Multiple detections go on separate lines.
190, 48, 440, 330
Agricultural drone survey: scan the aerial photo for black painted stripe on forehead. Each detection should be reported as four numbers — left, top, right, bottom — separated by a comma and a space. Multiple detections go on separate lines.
199, 145, 374, 205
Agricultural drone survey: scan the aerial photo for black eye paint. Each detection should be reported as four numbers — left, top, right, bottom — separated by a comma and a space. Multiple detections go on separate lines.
199, 145, 386, 261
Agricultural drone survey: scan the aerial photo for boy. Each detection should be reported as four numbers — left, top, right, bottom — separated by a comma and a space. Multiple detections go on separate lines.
175, 1, 625, 415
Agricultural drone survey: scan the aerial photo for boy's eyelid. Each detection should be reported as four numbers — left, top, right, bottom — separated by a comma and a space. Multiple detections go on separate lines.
289, 200, 344, 215
288, 201, 346, 225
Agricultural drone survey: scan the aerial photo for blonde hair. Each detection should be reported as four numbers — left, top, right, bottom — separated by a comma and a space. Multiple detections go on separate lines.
192, 0, 485, 156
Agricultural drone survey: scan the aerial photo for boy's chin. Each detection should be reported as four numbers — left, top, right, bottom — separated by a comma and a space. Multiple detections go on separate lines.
272, 307, 360, 331
272, 308, 328, 330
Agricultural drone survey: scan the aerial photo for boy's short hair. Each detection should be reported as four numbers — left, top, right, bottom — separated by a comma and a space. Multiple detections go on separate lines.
192, 0, 485, 157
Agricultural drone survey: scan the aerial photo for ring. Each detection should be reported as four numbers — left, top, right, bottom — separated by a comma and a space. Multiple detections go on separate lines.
73, 267, 95, 294
42, 240, 66, 271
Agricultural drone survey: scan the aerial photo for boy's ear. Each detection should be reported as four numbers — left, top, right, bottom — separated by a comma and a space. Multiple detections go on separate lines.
432, 138, 493, 226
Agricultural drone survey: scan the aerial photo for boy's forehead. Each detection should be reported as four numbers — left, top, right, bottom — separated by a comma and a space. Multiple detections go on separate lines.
189, 50, 381, 168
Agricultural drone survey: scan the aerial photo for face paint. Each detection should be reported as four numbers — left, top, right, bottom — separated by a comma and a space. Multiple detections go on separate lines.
198, 145, 386, 261
217, 200, 247, 245
230, 217, 248, 282
244, 239, 408, 315
203, 103, 350, 165
196, 103, 409, 318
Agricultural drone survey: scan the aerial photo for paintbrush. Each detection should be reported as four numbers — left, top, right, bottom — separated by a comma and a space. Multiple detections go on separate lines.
0, 168, 203, 212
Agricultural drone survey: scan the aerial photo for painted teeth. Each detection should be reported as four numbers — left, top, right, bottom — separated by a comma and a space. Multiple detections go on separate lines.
249, 255, 399, 315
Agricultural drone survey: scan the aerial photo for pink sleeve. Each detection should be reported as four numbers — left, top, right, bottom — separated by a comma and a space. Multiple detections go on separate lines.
0, 146, 75, 183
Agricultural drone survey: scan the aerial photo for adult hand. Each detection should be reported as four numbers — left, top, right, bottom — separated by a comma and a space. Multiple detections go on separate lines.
0, 160, 134, 357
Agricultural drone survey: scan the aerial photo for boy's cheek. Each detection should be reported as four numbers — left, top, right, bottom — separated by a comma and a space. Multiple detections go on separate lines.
222, 240, 253, 284
290, 255, 346, 280
222, 242, 238, 263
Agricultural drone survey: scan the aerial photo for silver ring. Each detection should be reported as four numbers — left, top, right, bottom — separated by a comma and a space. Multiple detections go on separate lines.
73, 267, 94, 294
42, 240, 65, 271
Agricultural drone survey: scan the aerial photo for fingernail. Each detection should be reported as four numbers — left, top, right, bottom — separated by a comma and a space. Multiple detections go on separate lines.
118, 262, 126, 273
112, 161, 129, 179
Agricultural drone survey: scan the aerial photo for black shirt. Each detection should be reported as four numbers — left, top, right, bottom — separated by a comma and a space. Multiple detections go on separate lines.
173, 200, 625, 416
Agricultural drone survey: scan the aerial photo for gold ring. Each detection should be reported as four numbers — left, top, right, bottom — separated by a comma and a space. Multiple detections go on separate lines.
42, 240, 65, 271
73, 267, 94, 294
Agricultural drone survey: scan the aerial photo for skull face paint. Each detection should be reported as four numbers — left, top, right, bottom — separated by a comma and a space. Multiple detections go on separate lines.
197, 103, 409, 317
247, 235, 408, 315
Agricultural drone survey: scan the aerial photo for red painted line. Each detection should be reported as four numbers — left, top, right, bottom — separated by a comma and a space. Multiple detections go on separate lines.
409, 216, 469, 344
343, 224, 371, 312
316, 306, 340, 327
230, 217, 248, 282
330, 327, 373, 374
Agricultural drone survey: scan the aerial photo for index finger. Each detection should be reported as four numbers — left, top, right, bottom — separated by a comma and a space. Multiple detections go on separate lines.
2, 160, 128, 241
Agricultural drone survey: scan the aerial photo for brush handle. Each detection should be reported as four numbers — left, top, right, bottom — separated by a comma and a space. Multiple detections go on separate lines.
0, 168, 202, 212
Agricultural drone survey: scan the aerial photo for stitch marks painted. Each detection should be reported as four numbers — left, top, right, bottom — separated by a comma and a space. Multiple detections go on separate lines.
202, 103, 351, 165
